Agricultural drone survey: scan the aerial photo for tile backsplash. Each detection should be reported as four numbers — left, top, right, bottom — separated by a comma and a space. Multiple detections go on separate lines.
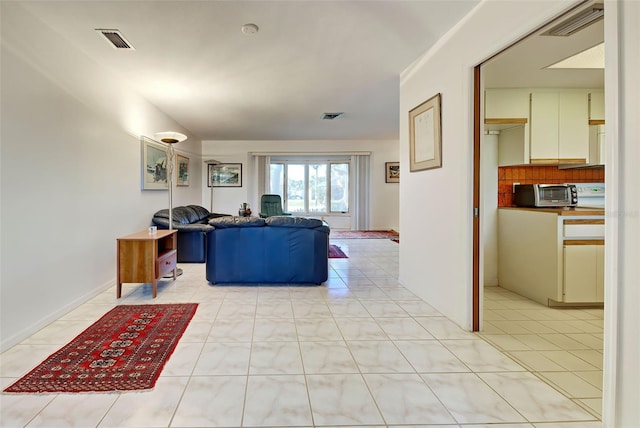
498, 165, 604, 207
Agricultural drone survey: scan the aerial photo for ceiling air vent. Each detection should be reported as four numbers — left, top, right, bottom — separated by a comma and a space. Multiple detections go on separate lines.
95, 29, 135, 50
543, 4, 604, 37
322, 112, 344, 120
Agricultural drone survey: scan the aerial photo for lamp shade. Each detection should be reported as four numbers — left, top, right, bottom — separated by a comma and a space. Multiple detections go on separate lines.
154, 131, 187, 144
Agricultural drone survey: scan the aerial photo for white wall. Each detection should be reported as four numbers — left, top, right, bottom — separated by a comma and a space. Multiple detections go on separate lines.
201, 140, 400, 231
399, 0, 640, 425
399, 1, 573, 329
481, 133, 498, 286
0, 4, 202, 351
603, 2, 640, 426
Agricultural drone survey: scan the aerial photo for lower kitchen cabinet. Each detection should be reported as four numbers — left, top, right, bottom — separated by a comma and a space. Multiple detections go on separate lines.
498, 208, 605, 306
564, 244, 604, 303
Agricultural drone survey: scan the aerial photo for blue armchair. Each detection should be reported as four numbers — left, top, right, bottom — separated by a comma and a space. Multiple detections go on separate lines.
259, 194, 292, 218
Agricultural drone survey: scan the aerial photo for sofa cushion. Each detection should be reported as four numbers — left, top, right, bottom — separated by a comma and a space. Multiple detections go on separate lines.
153, 207, 198, 224
209, 216, 266, 228
265, 216, 325, 229
187, 205, 211, 221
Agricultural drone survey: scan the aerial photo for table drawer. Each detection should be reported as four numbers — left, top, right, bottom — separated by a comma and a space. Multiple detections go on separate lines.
156, 249, 177, 277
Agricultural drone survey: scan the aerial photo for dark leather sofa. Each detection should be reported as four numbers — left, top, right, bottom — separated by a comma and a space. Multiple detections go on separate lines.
152, 205, 228, 263
206, 216, 329, 284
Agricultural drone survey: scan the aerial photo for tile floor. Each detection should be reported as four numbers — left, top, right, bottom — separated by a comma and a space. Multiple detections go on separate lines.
0, 238, 603, 427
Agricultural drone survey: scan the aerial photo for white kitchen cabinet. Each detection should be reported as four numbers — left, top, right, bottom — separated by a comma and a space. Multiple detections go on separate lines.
558, 92, 590, 160
589, 90, 605, 122
498, 209, 562, 305
596, 244, 605, 301
564, 244, 604, 303
530, 92, 559, 161
499, 209, 605, 306
498, 125, 528, 166
530, 91, 589, 164
485, 89, 530, 119
589, 124, 606, 165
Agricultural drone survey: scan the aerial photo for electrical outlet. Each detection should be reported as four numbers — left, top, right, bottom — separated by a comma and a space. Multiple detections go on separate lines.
513, 182, 520, 193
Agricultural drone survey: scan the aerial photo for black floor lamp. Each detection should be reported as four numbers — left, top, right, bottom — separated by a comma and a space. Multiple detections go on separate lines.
204, 159, 221, 212
155, 131, 187, 278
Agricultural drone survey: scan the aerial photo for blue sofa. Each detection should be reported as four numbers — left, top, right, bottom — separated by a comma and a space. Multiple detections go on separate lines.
152, 205, 228, 263
206, 216, 330, 284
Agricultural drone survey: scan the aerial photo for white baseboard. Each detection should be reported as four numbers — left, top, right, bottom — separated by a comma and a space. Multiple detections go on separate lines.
0, 280, 114, 353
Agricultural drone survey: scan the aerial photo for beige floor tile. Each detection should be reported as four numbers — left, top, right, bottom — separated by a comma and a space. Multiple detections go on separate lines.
1, 238, 604, 427
537, 371, 602, 398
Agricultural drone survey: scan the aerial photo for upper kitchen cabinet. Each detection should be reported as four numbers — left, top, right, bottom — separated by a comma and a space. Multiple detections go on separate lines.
485, 89, 530, 120
589, 90, 605, 123
484, 89, 530, 166
530, 90, 589, 164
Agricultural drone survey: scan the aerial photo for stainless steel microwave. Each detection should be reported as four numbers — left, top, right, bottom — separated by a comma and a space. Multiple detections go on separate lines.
513, 184, 578, 207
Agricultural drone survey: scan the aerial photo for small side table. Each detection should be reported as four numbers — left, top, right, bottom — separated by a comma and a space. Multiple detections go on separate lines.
116, 230, 177, 298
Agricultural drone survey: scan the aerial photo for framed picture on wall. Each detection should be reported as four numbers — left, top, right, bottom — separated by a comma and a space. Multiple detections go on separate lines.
176, 154, 189, 186
385, 162, 400, 183
409, 93, 442, 172
208, 163, 242, 187
141, 137, 168, 190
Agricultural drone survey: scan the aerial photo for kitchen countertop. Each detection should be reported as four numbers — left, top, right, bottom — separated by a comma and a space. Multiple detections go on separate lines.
500, 206, 605, 216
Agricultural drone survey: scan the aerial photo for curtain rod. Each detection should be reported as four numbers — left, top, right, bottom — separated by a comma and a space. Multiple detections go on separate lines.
249, 151, 371, 156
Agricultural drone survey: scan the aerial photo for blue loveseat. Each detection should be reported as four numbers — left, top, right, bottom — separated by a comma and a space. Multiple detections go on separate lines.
152, 205, 228, 263
206, 216, 330, 284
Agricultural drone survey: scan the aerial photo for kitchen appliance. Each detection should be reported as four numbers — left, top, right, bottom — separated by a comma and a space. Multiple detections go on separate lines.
513, 184, 578, 207
569, 182, 605, 208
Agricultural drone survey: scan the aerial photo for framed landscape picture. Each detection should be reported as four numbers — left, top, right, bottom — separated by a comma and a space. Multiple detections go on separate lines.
176, 154, 189, 186
385, 162, 400, 183
208, 163, 242, 187
141, 137, 168, 190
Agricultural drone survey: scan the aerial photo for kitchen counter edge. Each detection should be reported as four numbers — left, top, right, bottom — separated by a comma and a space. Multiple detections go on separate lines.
499, 207, 605, 216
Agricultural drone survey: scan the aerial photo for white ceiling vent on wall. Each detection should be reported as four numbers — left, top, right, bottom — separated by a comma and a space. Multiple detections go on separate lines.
322, 112, 344, 120
543, 4, 604, 37
95, 29, 135, 50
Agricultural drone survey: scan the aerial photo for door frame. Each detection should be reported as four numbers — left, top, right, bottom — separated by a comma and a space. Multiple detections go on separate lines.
472, 65, 481, 331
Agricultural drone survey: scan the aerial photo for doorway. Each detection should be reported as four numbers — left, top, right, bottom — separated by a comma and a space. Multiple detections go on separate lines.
472, 1, 606, 419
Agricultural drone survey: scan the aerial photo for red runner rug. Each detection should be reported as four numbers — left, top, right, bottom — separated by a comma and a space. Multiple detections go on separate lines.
3, 303, 197, 394
331, 230, 399, 240
329, 244, 348, 258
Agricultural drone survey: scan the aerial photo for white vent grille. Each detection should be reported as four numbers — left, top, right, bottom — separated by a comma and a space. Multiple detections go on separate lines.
96, 29, 135, 50
543, 4, 604, 37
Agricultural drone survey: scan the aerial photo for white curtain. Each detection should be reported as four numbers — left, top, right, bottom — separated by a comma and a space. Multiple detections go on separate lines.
351, 154, 370, 230
251, 155, 270, 209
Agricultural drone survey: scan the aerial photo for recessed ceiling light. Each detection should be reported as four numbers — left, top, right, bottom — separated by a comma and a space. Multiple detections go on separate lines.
241, 23, 259, 35
546, 42, 604, 69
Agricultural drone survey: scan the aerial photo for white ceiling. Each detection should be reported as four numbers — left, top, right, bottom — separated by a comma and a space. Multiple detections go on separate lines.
483, 3, 604, 89
15, 0, 480, 141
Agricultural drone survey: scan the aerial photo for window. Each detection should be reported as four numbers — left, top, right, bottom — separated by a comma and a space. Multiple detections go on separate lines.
269, 160, 349, 214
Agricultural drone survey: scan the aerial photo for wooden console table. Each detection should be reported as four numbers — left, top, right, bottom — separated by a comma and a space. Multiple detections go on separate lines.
116, 229, 177, 298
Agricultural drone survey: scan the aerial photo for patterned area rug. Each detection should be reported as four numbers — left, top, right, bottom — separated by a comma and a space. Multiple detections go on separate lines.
331, 230, 399, 240
3, 303, 197, 394
329, 244, 348, 258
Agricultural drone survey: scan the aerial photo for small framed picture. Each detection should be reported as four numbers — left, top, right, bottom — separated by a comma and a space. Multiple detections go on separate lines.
141, 137, 168, 190
385, 162, 400, 183
176, 154, 189, 186
208, 163, 242, 187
